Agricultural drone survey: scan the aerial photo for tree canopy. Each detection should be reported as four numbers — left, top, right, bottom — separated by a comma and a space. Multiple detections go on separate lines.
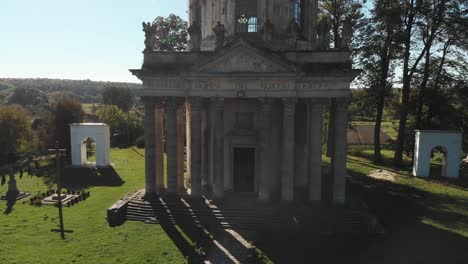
0, 105, 38, 162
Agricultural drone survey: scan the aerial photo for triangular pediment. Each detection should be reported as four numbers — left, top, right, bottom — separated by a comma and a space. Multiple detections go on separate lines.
196, 40, 296, 73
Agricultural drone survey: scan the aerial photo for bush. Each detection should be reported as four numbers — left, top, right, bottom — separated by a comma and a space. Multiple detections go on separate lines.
135, 136, 145, 148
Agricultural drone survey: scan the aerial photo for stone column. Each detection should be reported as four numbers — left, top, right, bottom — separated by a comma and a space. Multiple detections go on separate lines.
308, 98, 325, 202
259, 98, 273, 201
326, 98, 336, 158
332, 98, 350, 204
155, 99, 165, 193
143, 97, 157, 197
189, 97, 203, 197
211, 97, 225, 198
186, 101, 192, 184
281, 98, 296, 201
177, 101, 186, 193
166, 97, 179, 194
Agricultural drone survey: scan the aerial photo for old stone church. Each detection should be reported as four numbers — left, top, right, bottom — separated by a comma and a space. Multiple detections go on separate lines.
131, 0, 357, 204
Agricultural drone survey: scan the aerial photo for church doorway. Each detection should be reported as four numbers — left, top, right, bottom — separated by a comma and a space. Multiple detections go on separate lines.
233, 148, 255, 192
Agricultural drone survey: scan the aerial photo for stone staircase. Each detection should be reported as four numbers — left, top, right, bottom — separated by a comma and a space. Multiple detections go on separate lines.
125, 195, 369, 233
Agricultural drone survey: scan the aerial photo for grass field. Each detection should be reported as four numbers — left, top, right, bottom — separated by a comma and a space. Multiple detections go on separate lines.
82, 103, 98, 114
0, 148, 185, 264
351, 120, 399, 139
1, 148, 467, 263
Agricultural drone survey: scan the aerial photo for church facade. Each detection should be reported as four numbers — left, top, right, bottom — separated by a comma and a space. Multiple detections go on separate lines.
131, 0, 358, 204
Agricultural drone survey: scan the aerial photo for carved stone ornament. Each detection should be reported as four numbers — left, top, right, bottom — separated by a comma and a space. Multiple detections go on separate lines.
317, 18, 330, 50
188, 21, 201, 51
261, 20, 274, 41
142, 21, 157, 52
341, 16, 353, 50
213, 21, 226, 50
198, 45, 294, 73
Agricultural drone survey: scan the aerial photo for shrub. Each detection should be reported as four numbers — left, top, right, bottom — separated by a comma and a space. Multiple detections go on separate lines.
135, 136, 145, 148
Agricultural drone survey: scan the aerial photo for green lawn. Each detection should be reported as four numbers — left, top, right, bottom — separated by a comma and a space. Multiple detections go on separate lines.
0, 148, 184, 264
1, 147, 467, 264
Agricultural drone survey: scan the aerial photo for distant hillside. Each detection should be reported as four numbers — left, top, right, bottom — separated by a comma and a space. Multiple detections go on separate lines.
0, 78, 142, 104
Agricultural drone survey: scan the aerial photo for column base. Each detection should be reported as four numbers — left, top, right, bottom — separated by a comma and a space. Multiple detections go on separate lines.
143, 191, 158, 201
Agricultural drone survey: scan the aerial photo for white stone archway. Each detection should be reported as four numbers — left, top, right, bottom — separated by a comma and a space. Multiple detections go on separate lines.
413, 130, 463, 178
70, 123, 111, 167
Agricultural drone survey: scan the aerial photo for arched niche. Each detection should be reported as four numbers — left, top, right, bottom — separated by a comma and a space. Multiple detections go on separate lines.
413, 130, 463, 178
70, 123, 111, 167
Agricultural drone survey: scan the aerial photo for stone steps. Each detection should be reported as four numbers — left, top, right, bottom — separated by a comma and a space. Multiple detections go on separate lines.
125, 198, 368, 233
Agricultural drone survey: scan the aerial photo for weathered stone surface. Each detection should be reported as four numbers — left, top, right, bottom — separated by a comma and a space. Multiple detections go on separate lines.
107, 198, 128, 227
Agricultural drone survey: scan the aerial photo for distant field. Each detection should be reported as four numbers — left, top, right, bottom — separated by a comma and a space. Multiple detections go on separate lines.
352, 120, 399, 139
82, 103, 99, 114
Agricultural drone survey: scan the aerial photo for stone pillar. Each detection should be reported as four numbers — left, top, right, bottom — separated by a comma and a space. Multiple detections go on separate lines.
201, 108, 210, 191
259, 98, 273, 201
326, 98, 336, 158
308, 98, 325, 202
155, 99, 165, 193
143, 97, 157, 197
189, 97, 203, 197
281, 98, 296, 201
211, 97, 225, 198
177, 101, 186, 193
166, 97, 179, 194
332, 98, 350, 204
186, 101, 192, 184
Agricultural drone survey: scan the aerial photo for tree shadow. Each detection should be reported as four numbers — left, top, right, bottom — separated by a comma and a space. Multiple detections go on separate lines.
58, 166, 125, 189
147, 195, 228, 263
248, 162, 468, 264
3, 199, 16, 215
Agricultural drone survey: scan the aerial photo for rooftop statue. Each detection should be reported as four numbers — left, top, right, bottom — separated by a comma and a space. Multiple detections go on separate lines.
341, 16, 353, 50
188, 21, 201, 51
142, 21, 157, 52
287, 20, 301, 49
261, 20, 274, 41
213, 21, 226, 50
317, 18, 330, 50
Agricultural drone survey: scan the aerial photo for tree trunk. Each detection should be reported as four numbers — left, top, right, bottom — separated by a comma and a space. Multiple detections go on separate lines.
394, 33, 412, 164
415, 47, 431, 130
394, 0, 447, 164
374, 97, 384, 163
374, 30, 392, 163
425, 41, 450, 127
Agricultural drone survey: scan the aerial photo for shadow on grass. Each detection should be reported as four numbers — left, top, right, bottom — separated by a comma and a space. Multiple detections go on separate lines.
3, 199, 15, 215
147, 196, 234, 263
251, 160, 468, 264
58, 166, 125, 190
341, 161, 468, 264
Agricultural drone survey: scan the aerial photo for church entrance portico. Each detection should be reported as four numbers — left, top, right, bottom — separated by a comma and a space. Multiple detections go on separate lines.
132, 0, 358, 204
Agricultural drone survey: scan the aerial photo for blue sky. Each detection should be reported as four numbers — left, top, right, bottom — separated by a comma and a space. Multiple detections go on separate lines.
0, 0, 187, 83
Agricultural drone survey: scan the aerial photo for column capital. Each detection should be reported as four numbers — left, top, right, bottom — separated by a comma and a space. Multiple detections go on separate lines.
309, 98, 327, 106
187, 97, 203, 110
259, 98, 274, 113
210, 97, 224, 107
258, 97, 274, 104
282, 97, 297, 106
166, 97, 185, 109
141, 96, 157, 107
335, 97, 351, 110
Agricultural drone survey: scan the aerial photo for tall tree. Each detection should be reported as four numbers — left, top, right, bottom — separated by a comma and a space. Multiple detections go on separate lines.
394, 0, 448, 164
101, 86, 134, 112
150, 14, 188, 51
321, 0, 363, 47
40, 98, 85, 156
0, 105, 38, 163
356, 0, 402, 162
